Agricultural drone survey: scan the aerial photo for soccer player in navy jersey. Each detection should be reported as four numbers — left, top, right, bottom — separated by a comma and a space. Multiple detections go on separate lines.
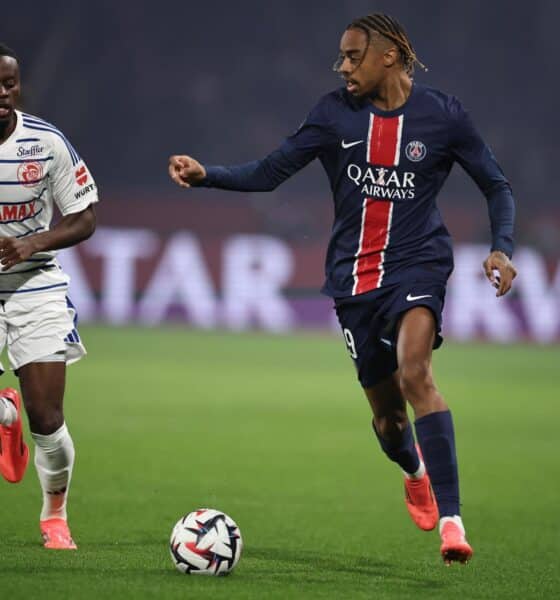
168, 13, 516, 564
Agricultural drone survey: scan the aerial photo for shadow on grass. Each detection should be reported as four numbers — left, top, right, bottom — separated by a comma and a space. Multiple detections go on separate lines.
243, 546, 443, 589
0, 542, 444, 591
2, 540, 164, 551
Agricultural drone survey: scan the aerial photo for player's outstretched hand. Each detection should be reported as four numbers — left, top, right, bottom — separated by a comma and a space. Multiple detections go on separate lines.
483, 250, 517, 297
168, 155, 206, 188
0, 236, 35, 271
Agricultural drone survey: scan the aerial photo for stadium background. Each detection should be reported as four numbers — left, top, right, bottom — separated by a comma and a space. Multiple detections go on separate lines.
4, 0, 559, 342
1, 3, 559, 599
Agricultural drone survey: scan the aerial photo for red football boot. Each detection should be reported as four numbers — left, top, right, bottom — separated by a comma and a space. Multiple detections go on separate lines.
40, 519, 77, 550
440, 519, 473, 565
404, 445, 439, 531
0, 387, 29, 483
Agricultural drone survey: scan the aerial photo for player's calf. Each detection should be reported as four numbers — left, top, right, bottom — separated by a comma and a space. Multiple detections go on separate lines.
32, 422, 77, 550
373, 417, 420, 475
32, 422, 75, 522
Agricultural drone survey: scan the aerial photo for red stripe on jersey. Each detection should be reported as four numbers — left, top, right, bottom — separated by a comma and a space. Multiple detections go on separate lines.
367, 114, 403, 167
353, 199, 393, 295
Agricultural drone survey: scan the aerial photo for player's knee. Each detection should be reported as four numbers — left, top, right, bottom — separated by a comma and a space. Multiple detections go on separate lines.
399, 361, 434, 399
27, 407, 64, 436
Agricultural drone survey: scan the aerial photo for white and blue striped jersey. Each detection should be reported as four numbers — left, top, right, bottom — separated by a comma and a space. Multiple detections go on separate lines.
0, 110, 98, 295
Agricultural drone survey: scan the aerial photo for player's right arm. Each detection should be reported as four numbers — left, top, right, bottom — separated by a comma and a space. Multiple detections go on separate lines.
168, 97, 335, 192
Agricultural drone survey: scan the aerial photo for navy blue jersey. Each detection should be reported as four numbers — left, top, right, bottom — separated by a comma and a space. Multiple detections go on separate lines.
200, 83, 515, 299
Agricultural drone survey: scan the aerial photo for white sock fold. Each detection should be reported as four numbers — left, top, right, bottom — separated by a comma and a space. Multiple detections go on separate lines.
0, 396, 17, 426
403, 460, 426, 480
32, 423, 75, 522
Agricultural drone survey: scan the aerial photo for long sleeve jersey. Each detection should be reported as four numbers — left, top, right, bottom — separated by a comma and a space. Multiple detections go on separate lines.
199, 84, 515, 298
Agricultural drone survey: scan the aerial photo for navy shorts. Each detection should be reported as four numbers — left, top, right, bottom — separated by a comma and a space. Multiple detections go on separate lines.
334, 281, 446, 388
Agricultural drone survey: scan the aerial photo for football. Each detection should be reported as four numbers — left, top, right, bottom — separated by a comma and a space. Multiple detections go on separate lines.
169, 508, 243, 575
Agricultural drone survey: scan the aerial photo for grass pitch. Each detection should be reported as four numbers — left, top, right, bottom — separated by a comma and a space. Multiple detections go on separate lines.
1, 326, 559, 599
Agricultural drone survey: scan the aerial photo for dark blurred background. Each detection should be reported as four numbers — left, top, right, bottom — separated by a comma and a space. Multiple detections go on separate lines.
3, 0, 559, 338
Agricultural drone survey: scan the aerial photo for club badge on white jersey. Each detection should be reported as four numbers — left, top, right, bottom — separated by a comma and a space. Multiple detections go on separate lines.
0, 111, 99, 294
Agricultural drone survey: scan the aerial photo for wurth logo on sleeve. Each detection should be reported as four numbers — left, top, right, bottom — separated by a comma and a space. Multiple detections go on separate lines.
73, 164, 96, 199
74, 183, 96, 199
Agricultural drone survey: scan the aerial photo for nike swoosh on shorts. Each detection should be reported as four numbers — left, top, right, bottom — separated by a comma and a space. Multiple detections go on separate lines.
406, 294, 433, 302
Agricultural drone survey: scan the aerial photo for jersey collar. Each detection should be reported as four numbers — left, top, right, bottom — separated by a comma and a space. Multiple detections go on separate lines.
343, 82, 419, 116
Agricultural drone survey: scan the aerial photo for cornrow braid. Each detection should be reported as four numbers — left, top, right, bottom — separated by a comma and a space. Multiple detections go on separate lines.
348, 13, 427, 74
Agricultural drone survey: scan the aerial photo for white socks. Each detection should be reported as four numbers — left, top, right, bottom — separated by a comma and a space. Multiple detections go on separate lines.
403, 460, 426, 480
0, 396, 17, 426
31, 423, 75, 522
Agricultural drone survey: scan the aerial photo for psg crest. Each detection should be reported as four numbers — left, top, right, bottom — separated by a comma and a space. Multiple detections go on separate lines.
405, 140, 427, 162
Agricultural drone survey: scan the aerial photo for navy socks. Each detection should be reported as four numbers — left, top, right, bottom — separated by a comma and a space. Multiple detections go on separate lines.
415, 410, 460, 517
373, 420, 420, 476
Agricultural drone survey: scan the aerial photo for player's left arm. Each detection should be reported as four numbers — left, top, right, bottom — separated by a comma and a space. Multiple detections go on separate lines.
449, 99, 517, 297
0, 134, 98, 271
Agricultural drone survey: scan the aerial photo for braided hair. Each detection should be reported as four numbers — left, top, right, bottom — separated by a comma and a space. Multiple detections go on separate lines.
348, 13, 426, 74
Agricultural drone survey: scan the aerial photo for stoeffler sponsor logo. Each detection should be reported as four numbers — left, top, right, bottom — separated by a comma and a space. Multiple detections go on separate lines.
347, 164, 416, 200
17, 144, 45, 158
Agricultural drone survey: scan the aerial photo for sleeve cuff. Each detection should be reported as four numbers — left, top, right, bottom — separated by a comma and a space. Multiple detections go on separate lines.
193, 166, 218, 188
491, 241, 514, 259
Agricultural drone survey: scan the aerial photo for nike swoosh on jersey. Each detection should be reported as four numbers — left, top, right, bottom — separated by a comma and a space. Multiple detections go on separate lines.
341, 140, 364, 149
406, 293, 433, 302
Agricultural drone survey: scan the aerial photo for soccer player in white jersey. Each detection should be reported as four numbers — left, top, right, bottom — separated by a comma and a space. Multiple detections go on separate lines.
0, 44, 98, 550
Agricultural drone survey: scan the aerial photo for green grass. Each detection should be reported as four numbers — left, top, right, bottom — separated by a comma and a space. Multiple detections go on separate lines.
1, 326, 559, 599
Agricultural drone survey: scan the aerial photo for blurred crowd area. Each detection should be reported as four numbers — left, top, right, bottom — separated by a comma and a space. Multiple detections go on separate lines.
4, 0, 558, 263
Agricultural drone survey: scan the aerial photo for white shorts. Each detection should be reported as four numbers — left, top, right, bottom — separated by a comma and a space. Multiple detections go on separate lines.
0, 290, 86, 373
